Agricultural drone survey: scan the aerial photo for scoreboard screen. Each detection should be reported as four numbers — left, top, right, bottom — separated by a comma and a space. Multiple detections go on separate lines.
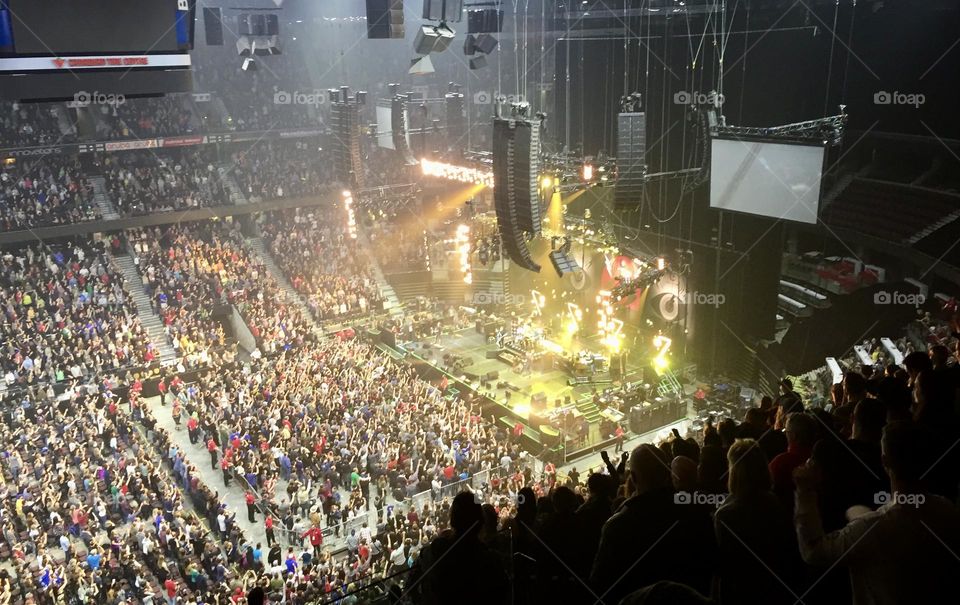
0, 0, 195, 100
8, 0, 183, 55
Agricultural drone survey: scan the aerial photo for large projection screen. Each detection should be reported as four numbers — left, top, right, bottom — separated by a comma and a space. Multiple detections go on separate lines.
710, 138, 826, 224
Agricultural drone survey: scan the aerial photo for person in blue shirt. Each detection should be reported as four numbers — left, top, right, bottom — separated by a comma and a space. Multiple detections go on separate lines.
86, 549, 102, 571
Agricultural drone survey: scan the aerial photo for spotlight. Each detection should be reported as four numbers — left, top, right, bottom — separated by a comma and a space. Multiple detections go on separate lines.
582, 163, 594, 181
541, 176, 553, 189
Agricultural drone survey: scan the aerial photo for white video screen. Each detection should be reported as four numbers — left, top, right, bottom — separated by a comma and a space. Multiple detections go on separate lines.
376, 105, 395, 150
710, 138, 826, 224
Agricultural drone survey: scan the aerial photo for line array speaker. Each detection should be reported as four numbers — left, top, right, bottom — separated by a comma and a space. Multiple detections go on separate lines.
615, 111, 647, 208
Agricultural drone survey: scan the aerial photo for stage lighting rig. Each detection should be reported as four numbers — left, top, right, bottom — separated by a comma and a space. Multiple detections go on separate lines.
712, 106, 849, 147
611, 264, 669, 302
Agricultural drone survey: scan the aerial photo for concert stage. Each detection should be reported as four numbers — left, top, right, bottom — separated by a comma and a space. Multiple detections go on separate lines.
397, 324, 689, 461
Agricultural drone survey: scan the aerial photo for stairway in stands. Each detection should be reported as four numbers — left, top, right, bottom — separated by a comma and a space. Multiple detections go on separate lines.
907, 208, 960, 245
113, 253, 178, 366
90, 175, 120, 220
219, 163, 249, 205
355, 228, 405, 319
244, 237, 324, 337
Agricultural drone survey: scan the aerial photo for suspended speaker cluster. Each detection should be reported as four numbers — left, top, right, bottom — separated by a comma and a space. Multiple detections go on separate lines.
493, 115, 543, 273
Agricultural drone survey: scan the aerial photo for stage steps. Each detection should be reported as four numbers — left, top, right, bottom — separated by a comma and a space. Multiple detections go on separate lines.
656, 368, 683, 398
90, 175, 120, 220
113, 252, 178, 366
574, 397, 602, 423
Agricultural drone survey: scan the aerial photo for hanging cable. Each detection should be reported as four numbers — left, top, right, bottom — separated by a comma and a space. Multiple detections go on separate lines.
823, 0, 841, 116
840, 0, 857, 104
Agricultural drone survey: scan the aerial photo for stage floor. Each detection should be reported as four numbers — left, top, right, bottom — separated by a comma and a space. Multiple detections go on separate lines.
401, 327, 647, 429
404, 329, 580, 404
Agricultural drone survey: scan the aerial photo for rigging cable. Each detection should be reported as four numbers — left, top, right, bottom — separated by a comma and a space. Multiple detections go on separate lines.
823, 0, 841, 116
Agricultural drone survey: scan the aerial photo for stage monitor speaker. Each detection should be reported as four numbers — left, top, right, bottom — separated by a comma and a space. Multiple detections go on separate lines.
531, 392, 547, 409
615, 111, 647, 208
467, 8, 504, 33
486, 350, 500, 359
485, 371, 499, 381
475, 34, 499, 54
203, 8, 223, 46
366, 0, 405, 39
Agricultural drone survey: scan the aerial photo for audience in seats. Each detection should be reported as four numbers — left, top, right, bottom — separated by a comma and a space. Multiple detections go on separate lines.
102, 150, 229, 216
261, 209, 384, 322
130, 221, 313, 363
95, 96, 197, 141
0, 239, 153, 387
0, 101, 75, 149
0, 156, 97, 232
230, 142, 333, 201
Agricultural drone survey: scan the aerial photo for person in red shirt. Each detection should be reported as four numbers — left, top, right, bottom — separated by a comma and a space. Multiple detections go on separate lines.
265, 515, 276, 547
302, 525, 323, 548
207, 437, 219, 470
769, 412, 816, 511
187, 416, 199, 444
614, 425, 626, 453
164, 577, 177, 605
